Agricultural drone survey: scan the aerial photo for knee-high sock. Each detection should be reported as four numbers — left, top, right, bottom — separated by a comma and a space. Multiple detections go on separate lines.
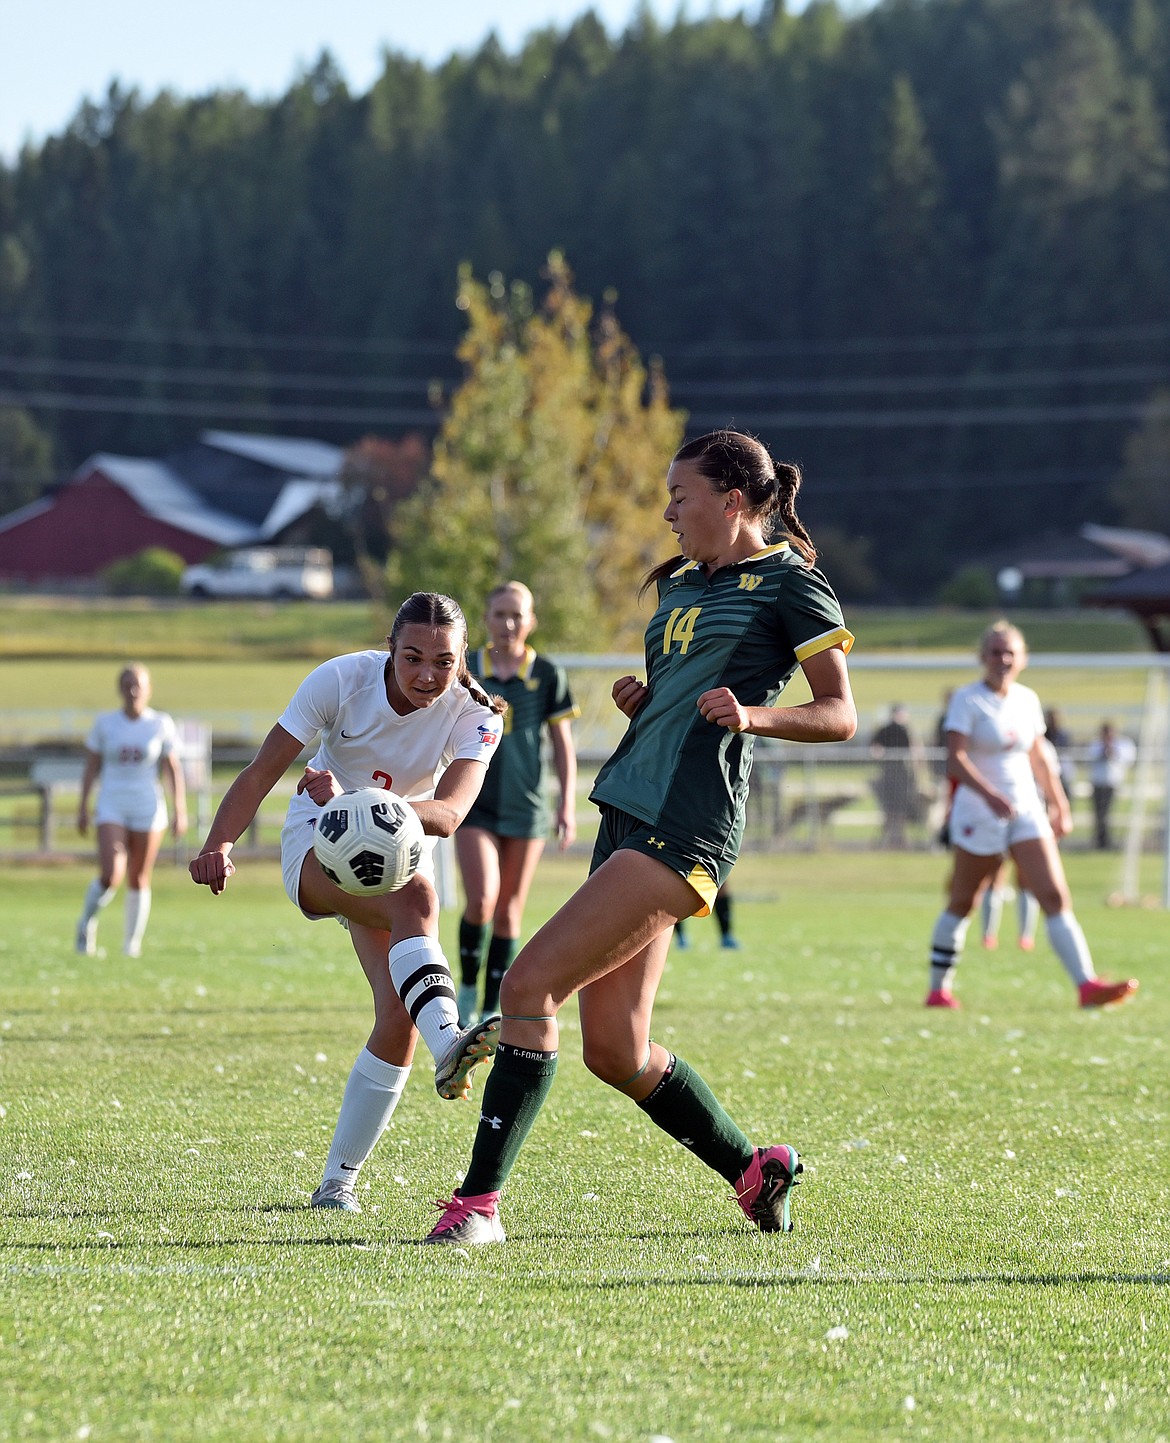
123, 887, 151, 953
1017, 890, 1039, 944
387, 935, 461, 1064
1045, 910, 1094, 987
321, 1049, 410, 1185
929, 910, 971, 993
981, 885, 1005, 942
636, 1054, 754, 1183
481, 934, 518, 1016
79, 877, 115, 927
458, 917, 487, 987
460, 1041, 558, 1197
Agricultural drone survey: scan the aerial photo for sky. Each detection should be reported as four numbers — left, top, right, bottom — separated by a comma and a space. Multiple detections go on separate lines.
0, 0, 774, 161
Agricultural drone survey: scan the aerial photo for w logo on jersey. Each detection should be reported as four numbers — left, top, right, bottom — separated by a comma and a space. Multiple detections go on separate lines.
477, 724, 498, 747
737, 573, 762, 591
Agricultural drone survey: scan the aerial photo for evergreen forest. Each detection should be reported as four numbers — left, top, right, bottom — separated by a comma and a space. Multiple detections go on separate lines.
3, 0, 1170, 599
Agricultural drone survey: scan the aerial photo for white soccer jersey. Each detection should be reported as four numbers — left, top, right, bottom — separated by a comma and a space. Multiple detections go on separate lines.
277, 651, 502, 841
944, 679, 1046, 804
86, 708, 177, 820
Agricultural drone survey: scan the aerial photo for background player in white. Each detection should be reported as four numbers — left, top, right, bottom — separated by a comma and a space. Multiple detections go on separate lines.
75, 663, 187, 958
189, 592, 506, 1213
925, 621, 1138, 1010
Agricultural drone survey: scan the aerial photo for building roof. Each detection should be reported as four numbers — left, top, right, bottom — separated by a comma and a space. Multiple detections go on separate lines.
78, 454, 256, 547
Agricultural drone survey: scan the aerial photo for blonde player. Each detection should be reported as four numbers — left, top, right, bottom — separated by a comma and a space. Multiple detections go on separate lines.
75, 664, 187, 958
926, 621, 1138, 1010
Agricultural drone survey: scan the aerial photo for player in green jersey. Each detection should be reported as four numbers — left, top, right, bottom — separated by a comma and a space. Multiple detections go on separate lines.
456, 582, 580, 1026
424, 429, 856, 1246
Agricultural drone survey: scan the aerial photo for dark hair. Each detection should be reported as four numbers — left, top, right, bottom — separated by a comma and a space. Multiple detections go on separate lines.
388, 592, 507, 715
640, 430, 816, 596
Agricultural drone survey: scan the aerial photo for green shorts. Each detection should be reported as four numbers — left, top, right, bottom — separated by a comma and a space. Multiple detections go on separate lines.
589, 804, 729, 917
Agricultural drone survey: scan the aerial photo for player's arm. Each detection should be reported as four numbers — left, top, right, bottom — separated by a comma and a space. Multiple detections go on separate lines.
161, 750, 188, 837
549, 717, 577, 849
1031, 735, 1072, 838
946, 731, 1014, 819
697, 646, 857, 742
189, 723, 305, 893
412, 758, 488, 838
76, 750, 101, 835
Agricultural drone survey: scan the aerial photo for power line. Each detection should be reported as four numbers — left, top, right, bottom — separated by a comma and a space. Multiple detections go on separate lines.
0, 354, 446, 395
0, 389, 438, 427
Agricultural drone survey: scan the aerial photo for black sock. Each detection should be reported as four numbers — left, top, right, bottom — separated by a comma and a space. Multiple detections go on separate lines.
481, 934, 518, 1015
461, 1041, 558, 1196
714, 892, 733, 940
637, 1055, 754, 1183
458, 917, 488, 988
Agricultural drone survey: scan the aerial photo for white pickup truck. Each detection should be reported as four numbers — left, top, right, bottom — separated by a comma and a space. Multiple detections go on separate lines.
181, 547, 334, 600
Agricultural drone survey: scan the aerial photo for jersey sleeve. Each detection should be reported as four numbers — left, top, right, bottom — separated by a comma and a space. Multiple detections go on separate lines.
944, 688, 975, 736
447, 700, 504, 765
545, 662, 580, 726
776, 564, 854, 663
85, 714, 105, 754
277, 658, 343, 745
158, 712, 178, 757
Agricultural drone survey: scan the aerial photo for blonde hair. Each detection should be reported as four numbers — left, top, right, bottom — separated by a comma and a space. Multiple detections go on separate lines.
979, 619, 1026, 658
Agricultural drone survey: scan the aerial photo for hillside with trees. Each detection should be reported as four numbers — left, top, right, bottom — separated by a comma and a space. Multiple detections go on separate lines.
3, 0, 1170, 599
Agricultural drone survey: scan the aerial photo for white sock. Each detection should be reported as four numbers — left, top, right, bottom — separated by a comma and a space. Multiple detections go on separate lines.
80, 877, 116, 925
123, 888, 151, 954
929, 910, 971, 993
1018, 890, 1039, 944
321, 1049, 411, 1186
981, 886, 1004, 942
1045, 911, 1094, 987
387, 935, 461, 1064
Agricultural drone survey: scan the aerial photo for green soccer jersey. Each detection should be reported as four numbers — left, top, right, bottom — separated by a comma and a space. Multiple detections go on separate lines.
590, 543, 853, 861
465, 646, 580, 839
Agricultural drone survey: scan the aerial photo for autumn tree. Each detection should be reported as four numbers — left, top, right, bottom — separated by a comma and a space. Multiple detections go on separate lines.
389, 255, 685, 647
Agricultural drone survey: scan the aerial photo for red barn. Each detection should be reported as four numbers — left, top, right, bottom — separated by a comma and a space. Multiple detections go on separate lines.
0, 431, 343, 585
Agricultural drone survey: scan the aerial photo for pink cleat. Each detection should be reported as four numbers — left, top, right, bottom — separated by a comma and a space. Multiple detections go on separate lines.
981, 936, 999, 951
422, 1191, 505, 1245
1018, 937, 1036, 952
1078, 978, 1138, 1009
733, 1145, 803, 1233
924, 989, 960, 1009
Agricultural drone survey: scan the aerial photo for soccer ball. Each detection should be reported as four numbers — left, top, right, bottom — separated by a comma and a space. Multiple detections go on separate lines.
312, 787, 425, 896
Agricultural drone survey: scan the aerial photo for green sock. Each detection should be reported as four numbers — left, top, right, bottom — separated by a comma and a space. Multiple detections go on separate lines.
481, 934, 518, 1015
461, 1041, 558, 1196
636, 1055, 754, 1183
458, 917, 487, 988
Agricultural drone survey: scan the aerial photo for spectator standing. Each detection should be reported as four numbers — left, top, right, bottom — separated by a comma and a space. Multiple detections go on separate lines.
1087, 721, 1137, 850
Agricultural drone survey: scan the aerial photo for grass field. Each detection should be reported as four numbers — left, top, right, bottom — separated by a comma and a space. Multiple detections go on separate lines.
3, 851, 1167, 1442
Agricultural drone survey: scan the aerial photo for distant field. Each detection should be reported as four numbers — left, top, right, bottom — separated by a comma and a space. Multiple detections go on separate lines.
2, 850, 1167, 1442
0, 594, 1151, 660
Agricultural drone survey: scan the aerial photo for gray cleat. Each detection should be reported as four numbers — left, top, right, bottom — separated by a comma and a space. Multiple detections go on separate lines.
310, 1178, 361, 1213
435, 1015, 501, 1101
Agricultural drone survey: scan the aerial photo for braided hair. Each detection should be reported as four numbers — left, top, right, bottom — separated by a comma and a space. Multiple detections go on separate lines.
388, 592, 507, 715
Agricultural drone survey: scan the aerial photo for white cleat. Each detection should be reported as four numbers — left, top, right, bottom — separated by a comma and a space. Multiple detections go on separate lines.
75, 920, 97, 956
310, 1178, 361, 1213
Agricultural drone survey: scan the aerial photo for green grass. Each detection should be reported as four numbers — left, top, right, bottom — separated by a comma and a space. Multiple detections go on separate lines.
2, 851, 1168, 1442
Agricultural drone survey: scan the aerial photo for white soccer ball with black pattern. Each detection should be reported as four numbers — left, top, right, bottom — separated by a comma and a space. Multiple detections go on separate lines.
312, 787, 425, 896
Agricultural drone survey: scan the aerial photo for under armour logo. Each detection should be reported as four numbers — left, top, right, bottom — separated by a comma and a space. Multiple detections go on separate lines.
481, 1114, 503, 1130
646, 836, 666, 850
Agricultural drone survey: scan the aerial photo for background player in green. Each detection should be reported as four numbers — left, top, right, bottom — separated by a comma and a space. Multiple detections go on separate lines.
425, 429, 857, 1246
455, 581, 580, 1025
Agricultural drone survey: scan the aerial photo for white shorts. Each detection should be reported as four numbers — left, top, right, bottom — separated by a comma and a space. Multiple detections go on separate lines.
280, 814, 437, 920
949, 787, 1052, 857
95, 797, 167, 833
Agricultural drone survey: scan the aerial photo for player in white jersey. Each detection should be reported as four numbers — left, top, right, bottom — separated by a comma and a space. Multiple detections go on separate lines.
75, 664, 187, 958
926, 621, 1137, 1011
189, 592, 507, 1214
